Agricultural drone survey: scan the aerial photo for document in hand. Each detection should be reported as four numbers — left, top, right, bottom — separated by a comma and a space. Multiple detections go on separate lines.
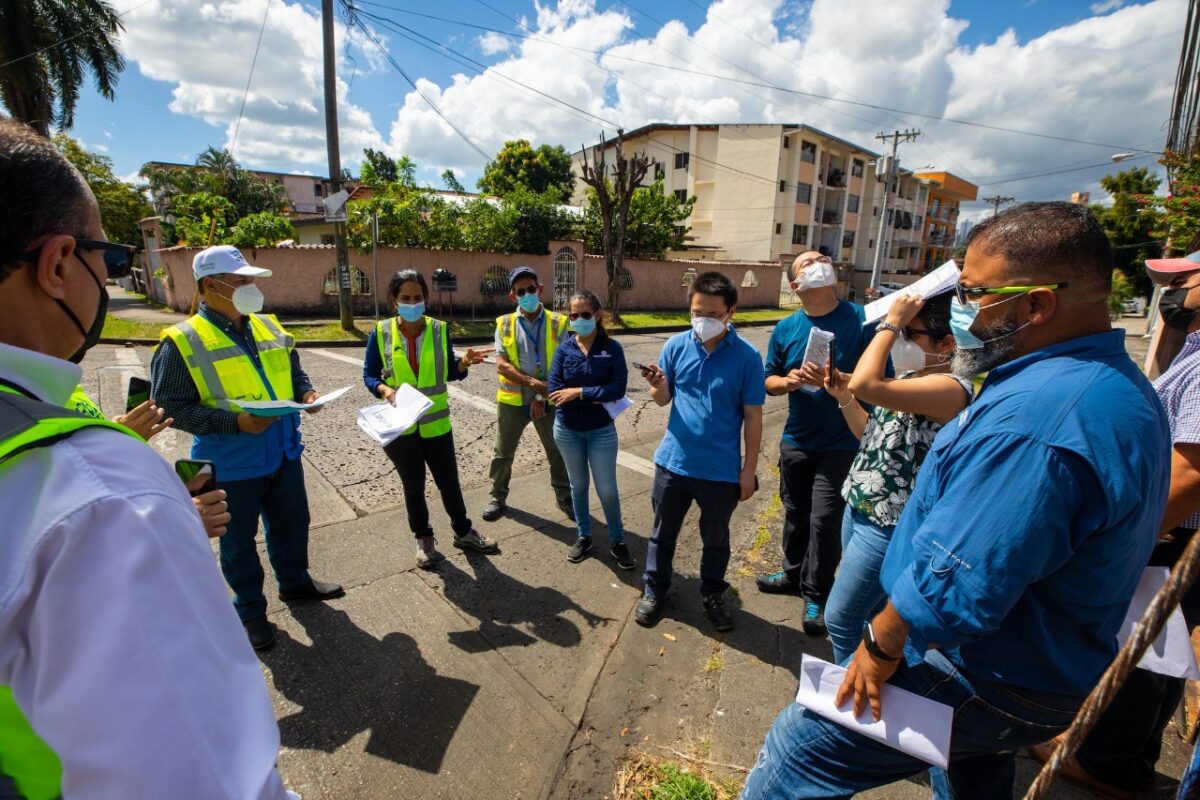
862, 260, 961, 324
794, 654, 954, 769
603, 396, 633, 420
800, 328, 834, 393
356, 384, 433, 447
239, 385, 352, 417
1117, 567, 1200, 680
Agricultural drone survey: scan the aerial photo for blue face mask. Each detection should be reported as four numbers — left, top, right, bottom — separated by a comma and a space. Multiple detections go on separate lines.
517, 291, 540, 313
570, 317, 596, 337
950, 296, 983, 350
397, 302, 425, 323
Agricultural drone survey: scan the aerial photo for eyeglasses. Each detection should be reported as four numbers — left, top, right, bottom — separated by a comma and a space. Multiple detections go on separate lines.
953, 282, 1067, 305
568, 311, 594, 321
20, 239, 137, 280
512, 285, 539, 297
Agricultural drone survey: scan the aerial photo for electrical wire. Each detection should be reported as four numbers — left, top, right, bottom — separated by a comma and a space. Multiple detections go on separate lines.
229, 0, 273, 157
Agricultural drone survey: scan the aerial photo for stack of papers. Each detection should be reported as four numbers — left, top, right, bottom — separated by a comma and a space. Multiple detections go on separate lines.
603, 396, 633, 420
240, 385, 352, 417
794, 654, 954, 768
863, 260, 961, 324
356, 384, 433, 447
800, 328, 834, 393
1118, 567, 1200, 680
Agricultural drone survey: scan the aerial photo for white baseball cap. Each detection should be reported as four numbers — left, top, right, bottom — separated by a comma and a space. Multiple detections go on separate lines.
192, 245, 273, 280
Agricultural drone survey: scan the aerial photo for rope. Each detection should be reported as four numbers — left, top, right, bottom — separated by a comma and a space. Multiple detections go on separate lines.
1023, 530, 1200, 799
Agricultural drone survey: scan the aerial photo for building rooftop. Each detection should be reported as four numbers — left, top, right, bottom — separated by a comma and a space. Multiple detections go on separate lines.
576, 122, 879, 159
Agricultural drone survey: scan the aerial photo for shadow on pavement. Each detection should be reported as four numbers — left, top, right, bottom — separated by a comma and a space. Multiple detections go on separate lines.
435, 552, 617, 653
503, 505, 647, 589
261, 603, 479, 774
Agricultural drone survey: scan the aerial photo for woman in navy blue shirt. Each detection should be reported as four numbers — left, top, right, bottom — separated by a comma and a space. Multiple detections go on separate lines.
548, 290, 633, 569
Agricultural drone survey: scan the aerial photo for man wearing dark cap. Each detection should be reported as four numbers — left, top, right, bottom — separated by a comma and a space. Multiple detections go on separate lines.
482, 266, 574, 522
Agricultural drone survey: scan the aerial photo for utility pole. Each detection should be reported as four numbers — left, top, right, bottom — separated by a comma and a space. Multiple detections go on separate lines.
982, 194, 1015, 218
322, 0, 353, 331
869, 129, 922, 292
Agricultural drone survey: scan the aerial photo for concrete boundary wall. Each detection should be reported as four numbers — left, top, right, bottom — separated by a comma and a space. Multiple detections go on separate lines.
157, 241, 783, 315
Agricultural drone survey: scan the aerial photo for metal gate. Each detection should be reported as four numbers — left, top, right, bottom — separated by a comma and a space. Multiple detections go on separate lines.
553, 247, 577, 311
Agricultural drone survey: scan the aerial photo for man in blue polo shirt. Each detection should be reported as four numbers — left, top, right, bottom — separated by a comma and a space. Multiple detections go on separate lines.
757, 249, 876, 637
739, 202, 1170, 800
635, 271, 765, 632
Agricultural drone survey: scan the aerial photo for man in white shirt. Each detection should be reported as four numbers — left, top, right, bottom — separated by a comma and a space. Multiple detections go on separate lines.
0, 117, 292, 798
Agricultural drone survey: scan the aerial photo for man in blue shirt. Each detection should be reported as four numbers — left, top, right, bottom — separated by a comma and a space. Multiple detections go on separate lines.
757, 250, 875, 637
739, 202, 1171, 800
635, 272, 765, 632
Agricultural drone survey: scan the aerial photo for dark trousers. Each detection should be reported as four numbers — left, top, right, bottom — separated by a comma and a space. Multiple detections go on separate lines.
1076, 667, 1185, 790
778, 443, 855, 602
643, 465, 740, 597
219, 456, 312, 622
384, 430, 473, 538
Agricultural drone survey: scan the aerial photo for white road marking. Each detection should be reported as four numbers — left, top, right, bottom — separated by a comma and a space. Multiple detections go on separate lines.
114, 348, 142, 367
616, 450, 657, 477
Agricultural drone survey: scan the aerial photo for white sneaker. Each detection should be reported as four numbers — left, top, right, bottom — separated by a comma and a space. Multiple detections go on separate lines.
416, 536, 445, 570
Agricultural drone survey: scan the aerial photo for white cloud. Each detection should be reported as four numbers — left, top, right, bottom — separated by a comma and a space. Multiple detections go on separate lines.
478, 31, 514, 55
1090, 0, 1128, 13
119, 0, 384, 172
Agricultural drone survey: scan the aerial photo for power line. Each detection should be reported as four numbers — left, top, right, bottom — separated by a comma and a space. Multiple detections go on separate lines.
977, 153, 1157, 186
230, 0, 273, 157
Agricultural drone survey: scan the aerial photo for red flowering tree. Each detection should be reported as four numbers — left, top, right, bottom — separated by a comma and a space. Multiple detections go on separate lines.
1152, 150, 1200, 254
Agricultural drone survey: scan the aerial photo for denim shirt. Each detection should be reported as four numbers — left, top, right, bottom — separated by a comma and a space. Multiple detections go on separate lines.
548, 331, 628, 432
880, 330, 1170, 695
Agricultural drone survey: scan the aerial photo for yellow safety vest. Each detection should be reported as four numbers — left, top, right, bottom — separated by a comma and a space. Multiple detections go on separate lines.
67, 386, 104, 419
495, 309, 567, 406
377, 316, 451, 438
160, 313, 295, 411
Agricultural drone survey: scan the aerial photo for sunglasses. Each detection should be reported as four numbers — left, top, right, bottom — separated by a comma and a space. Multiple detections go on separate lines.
953, 282, 1066, 304
568, 311, 594, 321
20, 239, 137, 280
513, 285, 539, 296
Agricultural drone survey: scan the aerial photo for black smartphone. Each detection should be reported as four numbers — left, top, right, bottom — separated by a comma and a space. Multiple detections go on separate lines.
175, 459, 217, 497
827, 339, 838, 383
631, 361, 649, 372
126, 376, 151, 413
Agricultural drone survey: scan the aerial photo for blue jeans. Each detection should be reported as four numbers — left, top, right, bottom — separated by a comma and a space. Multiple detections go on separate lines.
825, 507, 894, 664
219, 456, 312, 622
739, 650, 1082, 800
552, 419, 625, 543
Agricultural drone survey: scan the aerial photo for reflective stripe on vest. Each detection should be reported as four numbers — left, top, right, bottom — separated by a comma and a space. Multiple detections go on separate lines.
66, 386, 104, 419
161, 313, 294, 412
495, 310, 567, 406
377, 316, 451, 438
0, 385, 139, 799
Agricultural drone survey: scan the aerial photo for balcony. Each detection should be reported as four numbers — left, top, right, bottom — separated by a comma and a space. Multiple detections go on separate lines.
821, 210, 842, 225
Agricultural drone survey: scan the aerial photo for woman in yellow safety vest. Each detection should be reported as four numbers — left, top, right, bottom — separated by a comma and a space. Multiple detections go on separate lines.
363, 269, 497, 568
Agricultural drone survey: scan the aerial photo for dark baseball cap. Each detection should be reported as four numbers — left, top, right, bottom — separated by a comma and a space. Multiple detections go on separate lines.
508, 266, 538, 287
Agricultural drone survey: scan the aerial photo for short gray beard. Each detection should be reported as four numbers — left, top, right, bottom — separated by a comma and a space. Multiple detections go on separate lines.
951, 313, 1023, 378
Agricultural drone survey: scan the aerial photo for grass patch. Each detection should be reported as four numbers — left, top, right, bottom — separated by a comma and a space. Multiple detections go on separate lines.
704, 650, 725, 673
615, 753, 741, 800
613, 308, 790, 329
744, 493, 783, 565
101, 315, 166, 341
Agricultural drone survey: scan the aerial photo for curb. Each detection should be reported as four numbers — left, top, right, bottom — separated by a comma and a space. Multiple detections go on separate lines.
99, 315, 788, 349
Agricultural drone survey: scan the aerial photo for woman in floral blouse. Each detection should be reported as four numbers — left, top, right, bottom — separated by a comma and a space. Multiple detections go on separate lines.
821, 291, 973, 663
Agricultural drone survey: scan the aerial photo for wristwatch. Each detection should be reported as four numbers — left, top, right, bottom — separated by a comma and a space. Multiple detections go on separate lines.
876, 321, 902, 336
862, 622, 900, 662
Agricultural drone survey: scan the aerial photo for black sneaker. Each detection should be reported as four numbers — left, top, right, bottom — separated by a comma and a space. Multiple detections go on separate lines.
558, 497, 577, 522
702, 592, 735, 632
803, 599, 827, 636
278, 578, 345, 604
755, 571, 802, 595
243, 616, 276, 651
481, 499, 506, 522
610, 542, 636, 571
634, 591, 664, 626
567, 537, 593, 563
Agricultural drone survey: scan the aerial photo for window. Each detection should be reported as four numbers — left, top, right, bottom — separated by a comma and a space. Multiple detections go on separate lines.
842, 231, 856, 249
915, 215, 923, 230
873, 206, 879, 217
783, 137, 790, 149
779, 180, 786, 193
674, 152, 689, 169
314, 183, 324, 197
851, 159, 864, 177
320, 234, 334, 245
323, 266, 370, 296
674, 189, 688, 203
795, 182, 812, 204
800, 141, 816, 164
481, 265, 510, 296
775, 222, 782, 235
847, 194, 860, 214
792, 224, 808, 245
868, 238, 874, 249
886, 209, 894, 224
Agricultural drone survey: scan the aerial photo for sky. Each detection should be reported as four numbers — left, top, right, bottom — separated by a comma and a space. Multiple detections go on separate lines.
54, 0, 1184, 222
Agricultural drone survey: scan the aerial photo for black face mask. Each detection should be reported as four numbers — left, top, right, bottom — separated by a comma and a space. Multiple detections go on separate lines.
1160, 287, 1198, 334
60, 254, 109, 364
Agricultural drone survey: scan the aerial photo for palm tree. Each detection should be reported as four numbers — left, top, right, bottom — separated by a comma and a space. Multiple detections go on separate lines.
0, 0, 125, 136
196, 146, 239, 193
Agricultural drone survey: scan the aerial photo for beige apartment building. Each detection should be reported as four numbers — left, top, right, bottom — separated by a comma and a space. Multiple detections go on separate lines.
141, 161, 340, 216
572, 123, 879, 267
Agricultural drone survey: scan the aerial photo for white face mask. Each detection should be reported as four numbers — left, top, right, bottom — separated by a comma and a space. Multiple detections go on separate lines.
792, 262, 836, 292
217, 281, 265, 314
890, 332, 949, 375
691, 314, 727, 342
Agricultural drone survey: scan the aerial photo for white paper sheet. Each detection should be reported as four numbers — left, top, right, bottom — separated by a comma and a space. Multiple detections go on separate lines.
799, 327, 834, 394
603, 396, 633, 420
356, 385, 433, 447
794, 654, 954, 769
863, 261, 961, 324
1117, 566, 1200, 680
240, 385, 352, 416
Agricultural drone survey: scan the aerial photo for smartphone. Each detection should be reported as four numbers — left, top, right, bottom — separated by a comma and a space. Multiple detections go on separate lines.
126, 376, 151, 413
631, 361, 649, 372
175, 459, 217, 497
827, 339, 838, 383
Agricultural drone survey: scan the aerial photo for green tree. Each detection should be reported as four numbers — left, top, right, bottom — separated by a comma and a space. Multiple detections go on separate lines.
227, 212, 295, 248
53, 134, 151, 246
585, 178, 694, 259
441, 169, 466, 194
478, 139, 575, 199
171, 192, 234, 247
1155, 150, 1200, 256
359, 147, 398, 187
0, 0, 125, 136
1090, 166, 1163, 298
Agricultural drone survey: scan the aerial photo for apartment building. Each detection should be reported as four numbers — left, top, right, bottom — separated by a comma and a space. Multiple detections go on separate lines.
913, 170, 978, 271
571, 123, 879, 266
140, 161, 342, 215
